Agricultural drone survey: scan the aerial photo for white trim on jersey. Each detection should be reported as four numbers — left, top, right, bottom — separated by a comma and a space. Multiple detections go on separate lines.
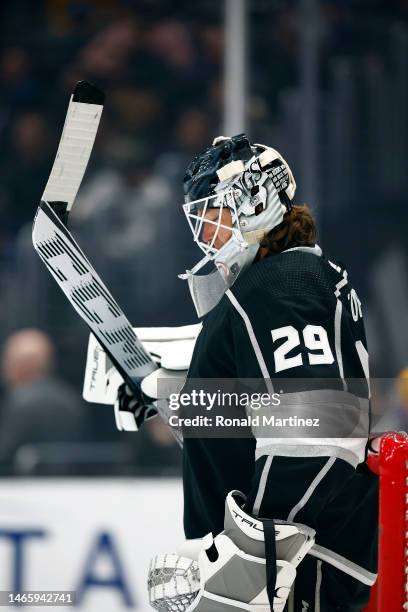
283, 244, 322, 257
287, 457, 336, 522
334, 299, 347, 392
328, 259, 349, 298
226, 289, 273, 389
315, 560, 322, 612
252, 455, 273, 516
255, 440, 366, 467
309, 544, 377, 586
334, 270, 348, 298
355, 340, 371, 397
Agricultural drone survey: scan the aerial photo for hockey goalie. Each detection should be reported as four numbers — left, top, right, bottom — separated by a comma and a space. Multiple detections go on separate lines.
32, 90, 377, 612
112, 135, 378, 611
33, 95, 378, 612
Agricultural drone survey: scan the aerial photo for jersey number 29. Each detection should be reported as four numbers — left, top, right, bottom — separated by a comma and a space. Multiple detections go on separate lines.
271, 325, 334, 373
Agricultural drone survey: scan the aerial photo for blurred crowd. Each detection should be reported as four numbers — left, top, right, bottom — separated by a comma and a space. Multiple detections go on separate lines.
0, 1, 223, 261
0, 0, 407, 476
0, 327, 182, 476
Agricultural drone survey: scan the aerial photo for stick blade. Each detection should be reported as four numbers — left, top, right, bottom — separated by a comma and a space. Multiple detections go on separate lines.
41, 81, 104, 210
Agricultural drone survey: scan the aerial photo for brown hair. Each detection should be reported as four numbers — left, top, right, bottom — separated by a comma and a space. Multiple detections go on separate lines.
260, 204, 317, 254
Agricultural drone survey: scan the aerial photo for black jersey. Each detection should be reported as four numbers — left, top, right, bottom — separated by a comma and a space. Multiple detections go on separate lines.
182, 245, 377, 610
183, 245, 371, 539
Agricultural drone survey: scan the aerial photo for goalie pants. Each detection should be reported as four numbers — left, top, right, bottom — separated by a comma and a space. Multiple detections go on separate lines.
246, 455, 379, 612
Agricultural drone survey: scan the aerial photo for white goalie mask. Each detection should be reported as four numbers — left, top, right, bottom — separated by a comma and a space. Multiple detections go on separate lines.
180, 139, 296, 317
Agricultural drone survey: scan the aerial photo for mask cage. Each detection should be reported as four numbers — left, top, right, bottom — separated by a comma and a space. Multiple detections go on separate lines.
182, 190, 243, 258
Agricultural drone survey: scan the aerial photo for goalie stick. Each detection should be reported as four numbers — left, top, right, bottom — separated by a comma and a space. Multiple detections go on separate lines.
32, 80, 182, 446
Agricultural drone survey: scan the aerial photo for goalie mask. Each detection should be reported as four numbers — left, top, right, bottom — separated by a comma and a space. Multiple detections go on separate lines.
180, 134, 296, 317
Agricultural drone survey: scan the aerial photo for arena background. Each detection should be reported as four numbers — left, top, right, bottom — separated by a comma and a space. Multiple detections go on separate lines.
0, 1, 407, 609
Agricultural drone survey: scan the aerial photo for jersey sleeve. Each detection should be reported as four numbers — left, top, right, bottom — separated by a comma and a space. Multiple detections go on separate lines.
182, 297, 256, 539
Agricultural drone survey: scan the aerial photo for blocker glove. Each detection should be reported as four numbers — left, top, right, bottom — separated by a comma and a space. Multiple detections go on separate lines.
114, 383, 157, 431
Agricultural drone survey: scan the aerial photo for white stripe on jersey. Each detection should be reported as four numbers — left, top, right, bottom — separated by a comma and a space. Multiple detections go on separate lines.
334, 299, 347, 391
252, 455, 273, 517
226, 290, 273, 389
287, 457, 336, 522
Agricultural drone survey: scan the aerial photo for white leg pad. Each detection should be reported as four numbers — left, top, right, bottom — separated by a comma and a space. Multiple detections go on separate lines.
148, 491, 315, 612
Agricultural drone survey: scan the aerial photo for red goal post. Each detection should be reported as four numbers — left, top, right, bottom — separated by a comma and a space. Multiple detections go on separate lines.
364, 432, 408, 611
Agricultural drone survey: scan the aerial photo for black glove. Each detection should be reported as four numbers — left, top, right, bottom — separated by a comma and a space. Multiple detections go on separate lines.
114, 383, 157, 431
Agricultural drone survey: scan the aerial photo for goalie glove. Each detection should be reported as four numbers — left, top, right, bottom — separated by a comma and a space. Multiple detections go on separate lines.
114, 383, 157, 432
